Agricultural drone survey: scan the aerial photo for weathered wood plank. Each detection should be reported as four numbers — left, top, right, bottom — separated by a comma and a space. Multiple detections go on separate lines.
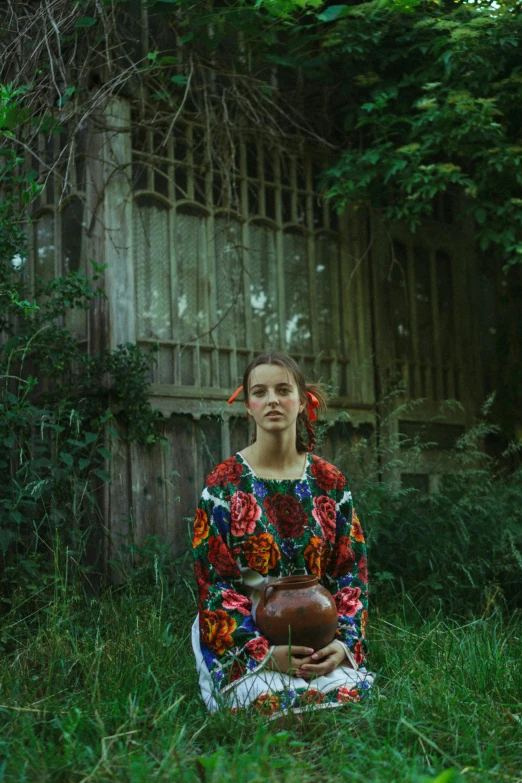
85, 120, 108, 355
108, 430, 132, 576
164, 414, 198, 554
129, 439, 165, 548
103, 98, 136, 348
229, 415, 250, 457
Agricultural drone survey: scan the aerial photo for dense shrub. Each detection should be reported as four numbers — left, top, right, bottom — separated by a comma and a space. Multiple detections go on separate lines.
0, 86, 162, 604
332, 411, 522, 616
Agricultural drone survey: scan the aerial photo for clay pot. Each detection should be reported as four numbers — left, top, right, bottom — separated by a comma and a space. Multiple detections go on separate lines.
255, 575, 338, 651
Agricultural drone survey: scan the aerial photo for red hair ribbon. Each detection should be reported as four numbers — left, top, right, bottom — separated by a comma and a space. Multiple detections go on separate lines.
227, 385, 243, 405
306, 391, 319, 422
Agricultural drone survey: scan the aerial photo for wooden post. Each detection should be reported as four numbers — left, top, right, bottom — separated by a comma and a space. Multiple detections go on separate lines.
103, 98, 136, 349
85, 113, 108, 354
85, 97, 135, 575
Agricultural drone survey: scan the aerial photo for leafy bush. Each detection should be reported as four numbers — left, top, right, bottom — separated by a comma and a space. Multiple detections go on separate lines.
0, 85, 163, 605
319, 1, 522, 270
331, 403, 522, 616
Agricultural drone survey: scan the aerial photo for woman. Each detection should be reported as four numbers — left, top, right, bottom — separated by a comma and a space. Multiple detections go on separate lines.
191, 352, 373, 719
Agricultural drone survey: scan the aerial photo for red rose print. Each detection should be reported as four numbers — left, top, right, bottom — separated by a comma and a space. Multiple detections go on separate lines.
330, 535, 356, 577
337, 686, 361, 703
358, 556, 368, 584
310, 457, 346, 492
200, 609, 237, 655
353, 640, 365, 666
230, 491, 261, 536
206, 458, 244, 488
208, 536, 241, 578
351, 510, 365, 543
194, 561, 209, 603
243, 532, 281, 575
334, 587, 363, 617
312, 495, 337, 543
265, 493, 308, 538
222, 589, 252, 616
245, 636, 270, 662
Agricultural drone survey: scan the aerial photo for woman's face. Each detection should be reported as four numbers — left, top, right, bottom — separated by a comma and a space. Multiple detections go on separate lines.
245, 363, 305, 434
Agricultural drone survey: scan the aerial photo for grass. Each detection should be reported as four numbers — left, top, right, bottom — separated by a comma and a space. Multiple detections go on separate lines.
0, 579, 521, 783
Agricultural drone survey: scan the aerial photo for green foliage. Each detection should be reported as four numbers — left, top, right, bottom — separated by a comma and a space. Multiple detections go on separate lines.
317, 2, 522, 268
0, 85, 41, 277
0, 85, 163, 602
328, 403, 522, 616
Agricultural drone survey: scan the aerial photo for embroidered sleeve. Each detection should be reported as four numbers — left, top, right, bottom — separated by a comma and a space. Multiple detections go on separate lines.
193, 474, 271, 694
325, 478, 369, 668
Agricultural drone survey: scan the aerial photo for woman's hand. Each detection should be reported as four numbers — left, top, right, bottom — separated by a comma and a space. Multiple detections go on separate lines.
295, 641, 349, 679
266, 645, 314, 674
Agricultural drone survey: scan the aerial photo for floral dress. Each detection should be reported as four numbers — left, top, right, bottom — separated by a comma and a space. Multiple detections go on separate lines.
191, 452, 373, 719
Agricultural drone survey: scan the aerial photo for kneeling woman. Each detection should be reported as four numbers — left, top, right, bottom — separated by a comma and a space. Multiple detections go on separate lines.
191, 352, 373, 718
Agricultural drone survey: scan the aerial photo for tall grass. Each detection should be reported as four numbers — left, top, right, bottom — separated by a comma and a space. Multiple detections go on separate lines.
1, 572, 521, 783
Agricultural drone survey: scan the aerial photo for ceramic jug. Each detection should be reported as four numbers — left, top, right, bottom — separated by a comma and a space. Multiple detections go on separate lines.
255, 574, 338, 651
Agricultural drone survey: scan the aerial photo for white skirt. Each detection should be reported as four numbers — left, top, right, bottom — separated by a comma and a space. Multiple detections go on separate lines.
191, 617, 375, 718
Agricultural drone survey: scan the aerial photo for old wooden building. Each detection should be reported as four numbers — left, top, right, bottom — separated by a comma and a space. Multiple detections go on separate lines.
29, 93, 519, 562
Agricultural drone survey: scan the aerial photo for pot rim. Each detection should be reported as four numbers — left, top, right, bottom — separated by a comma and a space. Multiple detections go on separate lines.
270, 574, 319, 590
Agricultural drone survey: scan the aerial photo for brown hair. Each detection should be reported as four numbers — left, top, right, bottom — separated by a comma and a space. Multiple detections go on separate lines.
242, 352, 328, 453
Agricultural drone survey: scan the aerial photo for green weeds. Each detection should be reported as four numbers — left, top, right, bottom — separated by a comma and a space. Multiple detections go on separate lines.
1, 583, 521, 783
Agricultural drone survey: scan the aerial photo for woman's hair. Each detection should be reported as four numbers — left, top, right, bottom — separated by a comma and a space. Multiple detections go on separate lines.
242, 352, 328, 453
